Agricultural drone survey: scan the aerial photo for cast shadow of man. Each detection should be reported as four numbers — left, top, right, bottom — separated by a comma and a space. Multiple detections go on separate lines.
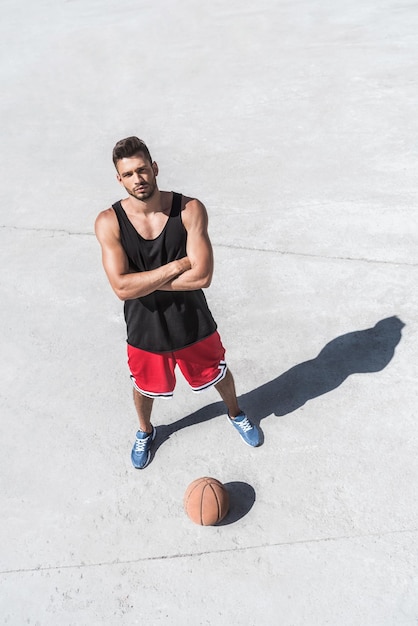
154, 315, 405, 450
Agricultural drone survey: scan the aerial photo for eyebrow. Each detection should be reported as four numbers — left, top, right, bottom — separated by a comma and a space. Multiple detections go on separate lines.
121, 166, 147, 177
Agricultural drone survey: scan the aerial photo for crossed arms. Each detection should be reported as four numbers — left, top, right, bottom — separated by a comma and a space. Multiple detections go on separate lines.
94, 197, 214, 301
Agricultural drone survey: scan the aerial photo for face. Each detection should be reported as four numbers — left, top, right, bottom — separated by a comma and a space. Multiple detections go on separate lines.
116, 152, 159, 201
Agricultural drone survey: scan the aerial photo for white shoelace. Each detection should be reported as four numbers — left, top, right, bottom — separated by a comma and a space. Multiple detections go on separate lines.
134, 436, 150, 452
237, 417, 252, 432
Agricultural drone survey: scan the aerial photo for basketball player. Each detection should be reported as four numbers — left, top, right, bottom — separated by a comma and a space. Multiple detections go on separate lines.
95, 137, 260, 469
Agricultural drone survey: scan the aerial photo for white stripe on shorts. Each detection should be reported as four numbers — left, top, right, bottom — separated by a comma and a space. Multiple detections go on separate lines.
129, 375, 173, 399
190, 361, 228, 393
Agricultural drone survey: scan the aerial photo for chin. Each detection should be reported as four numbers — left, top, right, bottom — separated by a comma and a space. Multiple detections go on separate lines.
131, 187, 155, 201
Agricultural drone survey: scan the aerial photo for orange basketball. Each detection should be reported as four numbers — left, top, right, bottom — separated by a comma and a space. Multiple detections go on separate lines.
184, 477, 229, 526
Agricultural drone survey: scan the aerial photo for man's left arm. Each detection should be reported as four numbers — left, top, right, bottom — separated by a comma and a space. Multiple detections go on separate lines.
160, 197, 214, 291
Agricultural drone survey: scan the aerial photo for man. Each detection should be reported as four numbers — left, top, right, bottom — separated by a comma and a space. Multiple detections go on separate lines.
95, 136, 260, 469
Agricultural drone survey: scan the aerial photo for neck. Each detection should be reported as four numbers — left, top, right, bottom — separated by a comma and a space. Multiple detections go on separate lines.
125, 187, 164, 214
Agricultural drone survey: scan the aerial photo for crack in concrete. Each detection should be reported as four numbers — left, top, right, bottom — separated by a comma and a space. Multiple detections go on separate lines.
0, 225, 92, 237
215, 242, 418, 267
1, 224, 416, 267
1, 527, 417, 576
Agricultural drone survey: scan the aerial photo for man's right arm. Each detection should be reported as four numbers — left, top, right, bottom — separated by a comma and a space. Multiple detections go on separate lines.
94, 209, 191, 301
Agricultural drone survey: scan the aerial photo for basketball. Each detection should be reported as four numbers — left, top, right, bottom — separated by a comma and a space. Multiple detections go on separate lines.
184, 477, 229, 526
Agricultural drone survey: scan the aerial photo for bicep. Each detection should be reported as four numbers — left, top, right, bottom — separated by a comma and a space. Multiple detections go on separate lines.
101, 241, 129, 283
95, 213, 129, 289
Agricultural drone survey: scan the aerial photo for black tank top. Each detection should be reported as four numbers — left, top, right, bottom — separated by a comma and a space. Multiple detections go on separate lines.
112, 192, 217, 352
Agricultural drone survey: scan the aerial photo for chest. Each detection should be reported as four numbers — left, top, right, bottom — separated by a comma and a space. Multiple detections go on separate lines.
128, 211, 170, 240
118, 206, 187, 270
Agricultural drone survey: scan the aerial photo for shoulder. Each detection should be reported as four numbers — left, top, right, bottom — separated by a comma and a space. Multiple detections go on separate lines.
180, 195, 208, 229
94, 206, 120, 242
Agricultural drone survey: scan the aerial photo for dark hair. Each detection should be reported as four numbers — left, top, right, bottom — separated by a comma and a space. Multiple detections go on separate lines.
112, 136, 153, 167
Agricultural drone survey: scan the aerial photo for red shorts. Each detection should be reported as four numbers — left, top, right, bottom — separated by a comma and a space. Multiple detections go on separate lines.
127, 331, 227, 398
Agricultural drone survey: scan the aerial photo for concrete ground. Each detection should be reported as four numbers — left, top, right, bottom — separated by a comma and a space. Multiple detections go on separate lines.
1, 0, 418, 624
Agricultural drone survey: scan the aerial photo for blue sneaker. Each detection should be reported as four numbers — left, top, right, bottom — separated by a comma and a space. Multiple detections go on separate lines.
131, 427, 156, 469
228, 412, 260, 447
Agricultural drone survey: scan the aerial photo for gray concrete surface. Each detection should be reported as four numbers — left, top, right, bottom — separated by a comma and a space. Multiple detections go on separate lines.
1, 0, 418, 624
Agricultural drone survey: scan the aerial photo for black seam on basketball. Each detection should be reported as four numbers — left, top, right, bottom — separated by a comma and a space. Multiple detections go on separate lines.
209, 484, 221, 522
200, 484, 207, 525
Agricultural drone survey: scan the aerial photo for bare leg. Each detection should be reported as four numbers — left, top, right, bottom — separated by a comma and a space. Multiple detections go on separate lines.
215, 369, 241, 418
215, 368, 260, 446
133, 388, 154, 433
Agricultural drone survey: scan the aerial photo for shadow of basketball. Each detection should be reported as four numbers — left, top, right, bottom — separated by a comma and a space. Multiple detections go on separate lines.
216, 481, 256, 525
